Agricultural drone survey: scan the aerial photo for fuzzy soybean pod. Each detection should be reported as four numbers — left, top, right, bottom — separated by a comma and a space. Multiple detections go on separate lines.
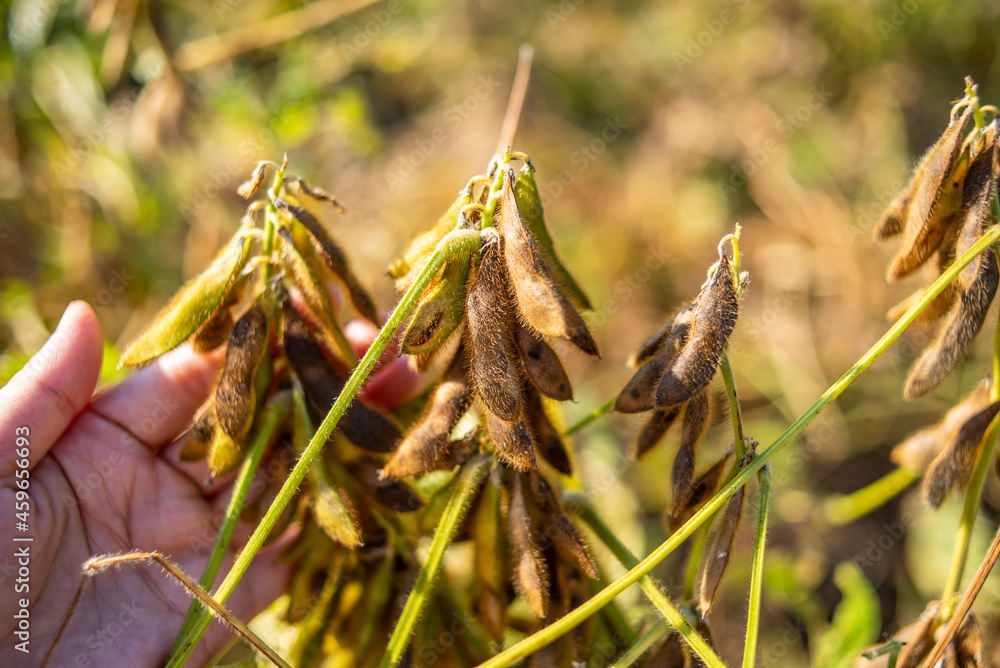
887, 105, 973, 281
179, 399, 216, 461
512, 318, 573, 401
891, 379, 991, 471
526, 470, 598, 578
466, 226, 524, 422
669, 448, 734, 532
525, 388, 573, 475
281, 302, 402, 453
508, 472, 550, 618
904, 134, 1000, 400
497, 167, 599, 357
657, 254, 739, 409
214, 302, 270, 442
631, 405, 684, 460
401, 245, 472, 355
486, 411, 537, 470
382, 353, 473, 478
953, 611, 985, 667
697, 479, 746, 615
671, 391, 711, 516
923, 399, 1000, 508
616, 306, 695, 414
191, 276, 247, 353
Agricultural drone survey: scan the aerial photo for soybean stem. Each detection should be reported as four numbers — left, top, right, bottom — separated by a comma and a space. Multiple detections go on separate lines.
822, 466, 920, 526
742, 465, 771, 668
379, 456, 492, 668
610, 624, 669, 668
166, 227, 483, 667
720, 349, 745, 460
563, 398, 615, 436
474, 223, 1000, 668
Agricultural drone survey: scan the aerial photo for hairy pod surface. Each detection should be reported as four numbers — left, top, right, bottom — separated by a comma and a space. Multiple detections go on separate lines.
526, 471, 598, 578
508, 472, 549, 618
672, 391, 711, 515
313, 478, 362, 548
497, 168, 599, 356
617, 306, 695, 413
874, 188, 913, 241
402, 247, 471, 355
923, 399, 1000, 508
191, 276, 247, 353
657, 255, 738, 408
276, 198, 380, 324
633, 304, 693, 366
180, 399, 216, 461
632, 405, 684, 460
353, 460, 423, 512
383, 357, 473, 478
513, 165, 592, 310
669, 448, 734, 532
954, 611, 985, 667
486, 411, 536, 470
697, 482, 746, 614
466, 227, 524, 422
215, 302, 270, 442
891, 379, 991, 471
282, 302, 401, 452
120, 223, 251, 367
525, 388, 573, 474
513, 319, 573, 401
888, 105, 973, 281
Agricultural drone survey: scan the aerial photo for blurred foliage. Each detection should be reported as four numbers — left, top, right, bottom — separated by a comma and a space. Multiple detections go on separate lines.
5, 0, 1000, 665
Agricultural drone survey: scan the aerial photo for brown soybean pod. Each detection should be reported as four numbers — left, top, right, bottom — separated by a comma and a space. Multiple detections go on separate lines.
496, 168, 599, 356
954, 611, 984, 667
215, 302, 269, 442
874, 188, 913, 241
526, 471, 598, 578
923, 400, 1000, 508
697, 483, 745, 614
180, 400, 216, 461
466, 227, 524, 422
632, 405, 684, 460
891, 379, 991, 471
191, 277, 247, 353
669, 448, 734, 532
508, 472, 549, 618
512, 318, 573, 401
672, 391, 711, 516
633, 303, 693, 366
657, 255, 739, 409
525, 388, 573, 475
617, 306, 695, 414
486, 411, 536, 470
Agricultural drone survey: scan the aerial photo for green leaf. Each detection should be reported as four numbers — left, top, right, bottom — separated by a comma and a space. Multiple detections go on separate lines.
812, 562, 881, 668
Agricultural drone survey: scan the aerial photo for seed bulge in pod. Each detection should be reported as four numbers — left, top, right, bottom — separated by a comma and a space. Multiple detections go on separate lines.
466, 226, 523, 422
282, 302, 401, 452
953, 611, 984, 667
401, 246, 471, 355
497, 168, 599, 356
888, 104, 973, 281
891, 379, 991, 471
632, 405, 684, 460
525, 388, 573, 475
526, 471, 598, 578
275, 198, 380, 324
633, 304, 693, 366
924, 399, 1000, 508
354, 459, 424, 513
180, 399, 216, 461
215, 302, 270, 443
513, 318, 573, 401
874, 188, 913, 241
508, 472, 549, 618
383, 353, 473, 478
191, 276, 247, 353
672, 391, 711, 517
669, 448, 734, 532
697, 482, 746, 614
513, 164, 592, 310
616, 306, 695, 414
120, 220, 252, 367
486, 411, 536, 470
657, 254, 739, 409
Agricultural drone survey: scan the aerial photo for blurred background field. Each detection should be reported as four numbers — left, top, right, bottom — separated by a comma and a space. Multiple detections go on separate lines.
4, 0, 1000, 665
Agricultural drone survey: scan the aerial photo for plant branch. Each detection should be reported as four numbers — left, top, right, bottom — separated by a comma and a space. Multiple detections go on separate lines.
742, 464, 771, 668
563, 398, 615, 437
610, 623, 670, 668
822, 466, 920, 526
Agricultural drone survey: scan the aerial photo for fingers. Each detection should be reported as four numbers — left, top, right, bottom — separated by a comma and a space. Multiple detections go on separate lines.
89, 344, 223, 452
0, 301, 103, 476
344, 320, 422, 411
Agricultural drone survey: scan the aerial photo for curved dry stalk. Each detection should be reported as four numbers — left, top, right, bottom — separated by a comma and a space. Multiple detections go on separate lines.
495, 44, 535, 154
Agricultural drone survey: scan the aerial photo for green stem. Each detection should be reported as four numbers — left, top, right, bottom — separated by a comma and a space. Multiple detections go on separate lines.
475, 224, 1000, 668
610, 624, 669, 668
379, 455, 492, 668
167, 227, 483, 668
720, 349, 747, 468
941, 249, 1000, 611
822, 466, 920, 526
563, 398, 615, 437
168, 391, 291, 659
261, 160, 286, 281
742, 465, 771, 668
567, 493, 726, 668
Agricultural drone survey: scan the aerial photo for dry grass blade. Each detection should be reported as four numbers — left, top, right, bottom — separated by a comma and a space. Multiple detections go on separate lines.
924, 400, 1000, 507
508, 472, 550, 618
513, 319, 573, 401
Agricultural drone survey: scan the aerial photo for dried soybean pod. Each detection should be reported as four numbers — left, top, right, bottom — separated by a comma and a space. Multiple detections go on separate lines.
874, 188, 913, 241
633, 304, 693, 365
525, 389, 573, 475
632, 405, 684, 460
215, 301, 270, 442
513, 319, 573, 401
526, 471, 598, 578
892, 379, 991, 471
486, 411, 536, 470
497, 168, 599, 356
697, 482, 746, 614
924, 400, 1000, 508
120, 223, 251, 367
282, 302, 401, 452
646, 632, 686, 667
355, 459, 424, 513
467, 227, 523, 422
180, 399, 216, 461
383, 356, 473, 478
191, 275, 247, 353
672, 391, 711, 516
389, 191, 466, 286
888, 105, 973, 281
669, 448, 734, 531
401, 246, 472, 355
473, 477, 506, 644
513, 164, 592, 310
892, 605, 938, 668
953, 611, 984, 668
616, 306, 696, 413
955, 125, 999, 288
657, 254, 739, 409
508, 472, 549, 617
275, 198, 380, 324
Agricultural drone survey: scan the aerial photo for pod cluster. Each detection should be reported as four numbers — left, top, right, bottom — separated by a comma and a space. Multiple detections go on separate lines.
857, 602, 983, 668
875, 91, 1000, 400
614, 244, 742, 528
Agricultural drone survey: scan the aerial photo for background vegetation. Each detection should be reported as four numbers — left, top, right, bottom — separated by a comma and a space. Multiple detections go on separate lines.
4, 0, 1000, 664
